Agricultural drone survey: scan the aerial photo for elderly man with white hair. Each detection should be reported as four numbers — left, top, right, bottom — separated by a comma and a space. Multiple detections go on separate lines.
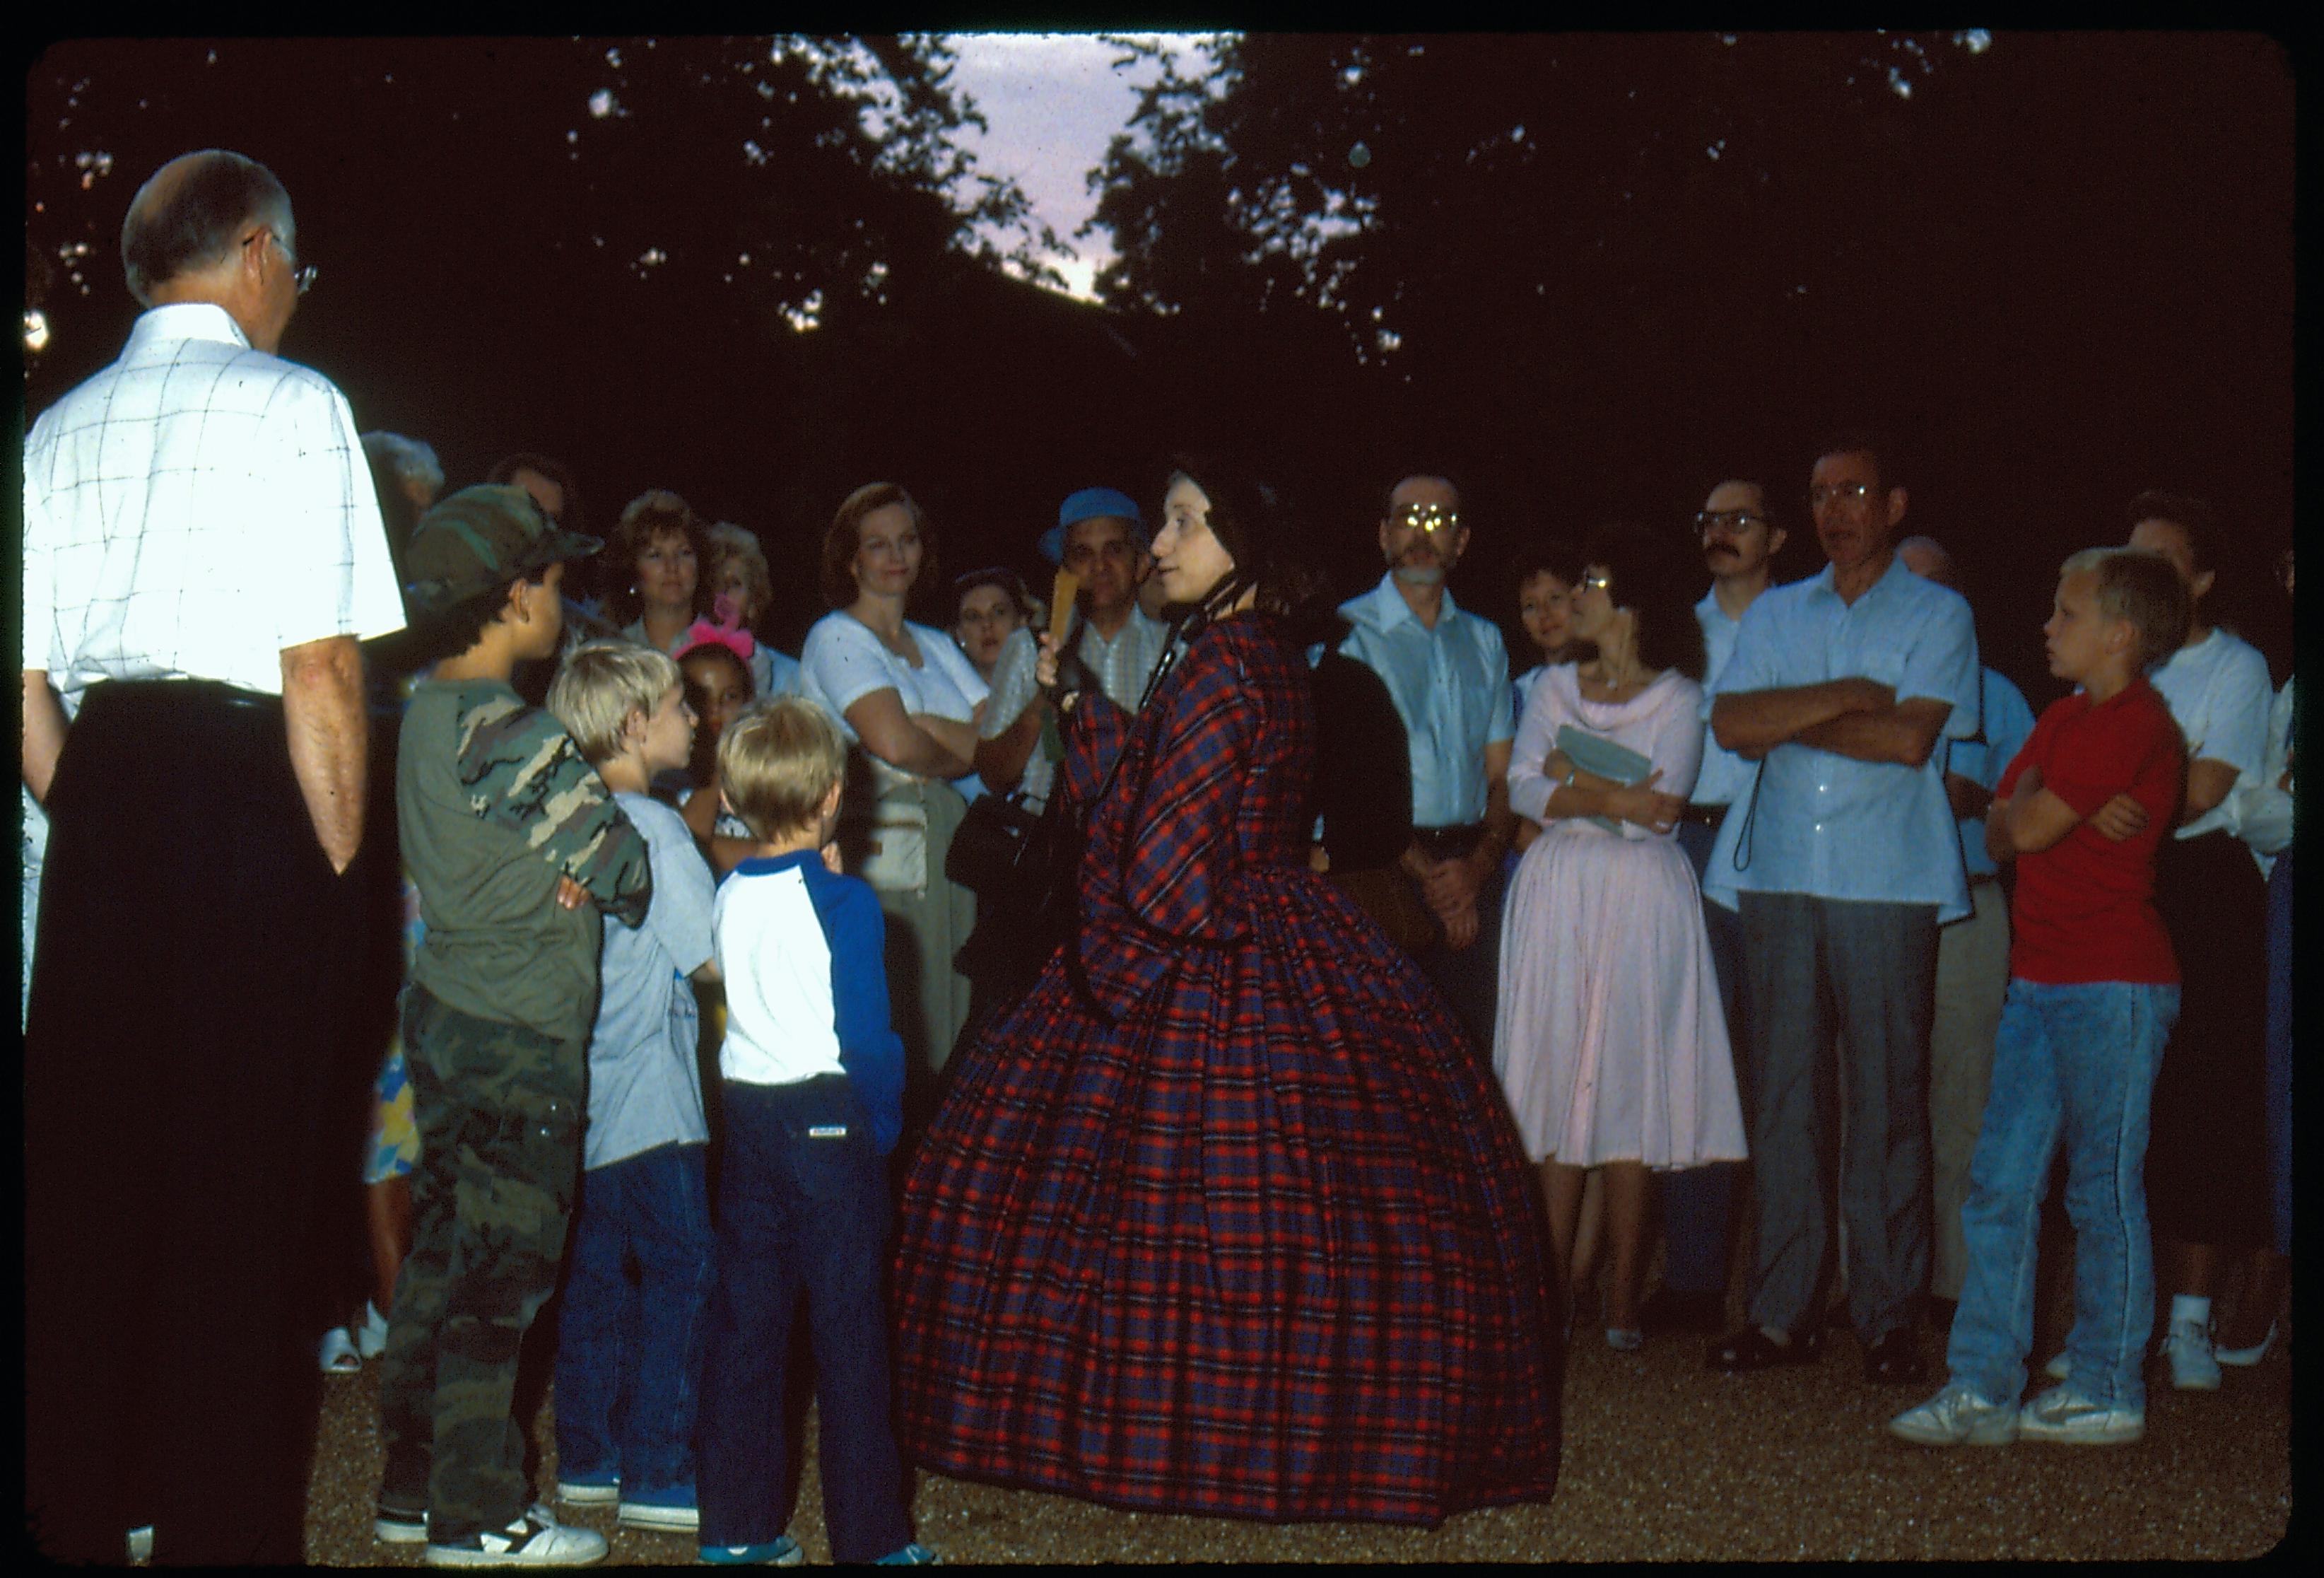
23, 149, 404, 1564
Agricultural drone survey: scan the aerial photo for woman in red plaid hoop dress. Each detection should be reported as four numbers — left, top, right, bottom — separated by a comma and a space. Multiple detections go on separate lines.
892, 460, 1561, 1526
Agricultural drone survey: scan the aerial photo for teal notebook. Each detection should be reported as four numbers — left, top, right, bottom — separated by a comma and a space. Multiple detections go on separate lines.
1556, 723, 1653, 835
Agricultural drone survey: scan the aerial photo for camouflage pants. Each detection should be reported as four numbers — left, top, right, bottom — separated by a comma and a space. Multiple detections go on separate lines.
377, 985, 585, 1545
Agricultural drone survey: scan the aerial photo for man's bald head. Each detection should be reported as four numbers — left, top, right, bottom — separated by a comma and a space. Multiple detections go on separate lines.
122, 150, 293, 307
1897, 534, 1956, 590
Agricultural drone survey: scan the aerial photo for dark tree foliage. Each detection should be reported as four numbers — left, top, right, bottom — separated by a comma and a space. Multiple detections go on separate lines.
1087, 31, 2293, 688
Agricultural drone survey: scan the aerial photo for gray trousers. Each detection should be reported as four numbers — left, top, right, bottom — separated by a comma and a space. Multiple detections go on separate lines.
1738, 892, 1938, 1342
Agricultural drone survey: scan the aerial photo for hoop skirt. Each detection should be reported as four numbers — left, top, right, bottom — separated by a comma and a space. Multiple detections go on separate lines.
891, 616, 1561, 1526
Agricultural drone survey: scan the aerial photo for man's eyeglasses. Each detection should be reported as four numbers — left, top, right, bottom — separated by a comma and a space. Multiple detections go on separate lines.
1696, 509, 1770, 537
1808, 481, 1874, 510
254, 228, 317, 296
1391, 503, 1460, 535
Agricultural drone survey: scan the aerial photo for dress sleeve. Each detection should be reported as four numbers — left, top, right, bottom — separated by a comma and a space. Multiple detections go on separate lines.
1506, 665, 1564, 824
1639, 675, 1708, 819
1070, 640, 1262, 1020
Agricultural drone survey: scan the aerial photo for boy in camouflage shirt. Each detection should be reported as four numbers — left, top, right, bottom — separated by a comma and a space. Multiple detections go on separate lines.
375, 485, 651, 1568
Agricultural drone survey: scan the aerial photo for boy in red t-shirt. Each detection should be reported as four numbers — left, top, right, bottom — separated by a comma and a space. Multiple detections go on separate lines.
1890, 547, 2189, 1449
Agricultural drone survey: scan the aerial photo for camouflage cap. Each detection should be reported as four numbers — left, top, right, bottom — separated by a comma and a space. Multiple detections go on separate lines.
403, 484, 603, 614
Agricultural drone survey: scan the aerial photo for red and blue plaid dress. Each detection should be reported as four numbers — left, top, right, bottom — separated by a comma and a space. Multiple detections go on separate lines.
893, 615, 1562, 1526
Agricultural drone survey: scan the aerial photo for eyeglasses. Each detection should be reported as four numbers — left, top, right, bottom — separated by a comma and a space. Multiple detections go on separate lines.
254, 228, 317, 296
1696, 508, 1770, 536
1579, 571, 1614, 595
1390, 502, 1460, 535
1807, 481, 1874, 510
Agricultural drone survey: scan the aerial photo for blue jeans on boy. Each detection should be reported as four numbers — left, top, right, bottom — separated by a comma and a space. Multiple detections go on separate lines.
1945, 979, 2179, 1410
553, 1141, 716, 1499
698, 1076, 912, 1563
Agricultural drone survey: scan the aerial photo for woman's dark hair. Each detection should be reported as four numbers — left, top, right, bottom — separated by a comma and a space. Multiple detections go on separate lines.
1161, 452, 1317, 624
1510, 536, 1587, 592
1581, 522, 1707, 682
607, 489, 710, 624
951, 566, 1031, 624
821, 482, 937, 611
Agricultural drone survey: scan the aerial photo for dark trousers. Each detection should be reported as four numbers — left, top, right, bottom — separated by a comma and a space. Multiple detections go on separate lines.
24, 681, 365, 1565
377, 987, 586, 1544
1663, 819, 1748, 1296
1738, 892, 1938, 1343
1419, 858, 1506, 1061
698, 1077, 911, 1563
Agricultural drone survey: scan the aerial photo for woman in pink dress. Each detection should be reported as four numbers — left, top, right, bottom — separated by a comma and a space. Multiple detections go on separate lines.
1494, 524, 1748, 1351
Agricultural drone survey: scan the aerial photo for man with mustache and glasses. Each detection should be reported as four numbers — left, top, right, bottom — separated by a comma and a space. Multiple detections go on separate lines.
1699, 436, 1981, 1389
1334, 474, 1517, 1057
1639, 477, 1790, 1339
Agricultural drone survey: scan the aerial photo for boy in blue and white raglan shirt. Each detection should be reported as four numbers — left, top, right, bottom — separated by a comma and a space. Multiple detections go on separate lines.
694, 696, 936, 1568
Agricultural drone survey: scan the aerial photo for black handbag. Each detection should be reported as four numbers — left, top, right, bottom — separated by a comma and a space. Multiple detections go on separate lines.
946, 787, 1064, 899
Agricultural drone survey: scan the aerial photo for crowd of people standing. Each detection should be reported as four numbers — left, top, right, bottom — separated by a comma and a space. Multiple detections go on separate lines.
22, 149, 2296, 1567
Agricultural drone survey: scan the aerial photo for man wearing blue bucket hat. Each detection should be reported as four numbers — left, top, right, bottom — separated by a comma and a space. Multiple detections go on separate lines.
978, 487, 1169, 811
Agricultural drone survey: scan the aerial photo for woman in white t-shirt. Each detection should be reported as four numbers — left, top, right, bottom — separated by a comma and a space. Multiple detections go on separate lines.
799, 484, 988, 1107
2126, 493, 2284, 1389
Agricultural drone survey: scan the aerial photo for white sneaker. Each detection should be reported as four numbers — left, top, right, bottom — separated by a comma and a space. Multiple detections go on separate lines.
356, 1299, 392, 1360
1887, 1383, 2020, 1446
2162, 1316, 2221, 1391
2214, 1321, 2277, 1367
2019, 1385, 2144, 1445
426, 1509, 606, 1567
319, 1326, 362, 1374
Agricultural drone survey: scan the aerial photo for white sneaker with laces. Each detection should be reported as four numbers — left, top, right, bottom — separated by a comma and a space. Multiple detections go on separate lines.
1886, 1383, 2020, 1446
2162, 1316, 2221, 1391
2019, 1385, 2144, 1444
426, 1509, 606, 1567
319, 1325, 362, 1374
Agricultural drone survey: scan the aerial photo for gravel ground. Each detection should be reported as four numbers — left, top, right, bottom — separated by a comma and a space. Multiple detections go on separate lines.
294, 1312, 2292, 1565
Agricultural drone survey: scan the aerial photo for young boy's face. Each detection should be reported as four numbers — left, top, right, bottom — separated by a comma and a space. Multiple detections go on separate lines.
635, 682, 696, 777
513, 561, 567, 660
2043, 568, 2119, 685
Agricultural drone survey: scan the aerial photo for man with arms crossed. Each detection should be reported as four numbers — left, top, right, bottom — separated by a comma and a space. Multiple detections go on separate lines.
1701, 437, 1979, 1386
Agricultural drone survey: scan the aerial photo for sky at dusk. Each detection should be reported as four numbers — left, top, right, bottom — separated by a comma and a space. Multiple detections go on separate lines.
942, 33, 1214, 300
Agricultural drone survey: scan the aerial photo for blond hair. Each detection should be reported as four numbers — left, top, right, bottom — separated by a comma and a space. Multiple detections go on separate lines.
546, 639, 683, 764
2061, 547, 2192, 674
719, 695, 847, 841
705, 521, 774, 620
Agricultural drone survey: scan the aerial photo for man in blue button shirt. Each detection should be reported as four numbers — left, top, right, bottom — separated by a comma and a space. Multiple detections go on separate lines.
1701, 437, 1980, 1386
1335, 474, 1516, 1054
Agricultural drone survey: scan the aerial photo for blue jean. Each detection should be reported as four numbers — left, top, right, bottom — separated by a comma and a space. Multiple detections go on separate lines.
552, 1142, 716, 1497
1946, 979, 2178, 1410
697, 1077, 911, 1563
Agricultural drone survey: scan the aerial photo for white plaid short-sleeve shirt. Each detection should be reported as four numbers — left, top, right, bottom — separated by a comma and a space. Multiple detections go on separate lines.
22, 303, 406, 700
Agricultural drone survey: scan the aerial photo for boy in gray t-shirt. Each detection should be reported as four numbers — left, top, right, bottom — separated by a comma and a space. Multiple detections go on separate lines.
546, 641, 723, 1535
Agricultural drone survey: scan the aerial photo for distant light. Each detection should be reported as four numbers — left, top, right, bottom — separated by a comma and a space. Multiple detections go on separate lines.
1510, 124, 1525, 141
1347, 141, 1371, 168
783, 289, 825, 333
606, 46, 623, 67
1889, 66, 1913, 98
1954, 29, 1992, 54
638, 247, 667, 268
25, 309, 51, 354
589, 90, 616, 118
1720, 33, 1737, 45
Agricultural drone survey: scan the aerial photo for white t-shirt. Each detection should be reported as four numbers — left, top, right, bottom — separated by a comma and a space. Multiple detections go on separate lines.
2148, 626, 2272, 843
799, 611, 988, 742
